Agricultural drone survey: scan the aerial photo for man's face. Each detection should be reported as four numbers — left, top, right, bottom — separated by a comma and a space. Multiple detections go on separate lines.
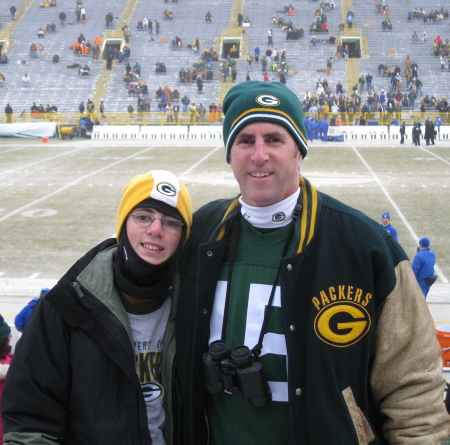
382, 217, 390, 225
126, 208, 182, 265
229, 122, 303, 207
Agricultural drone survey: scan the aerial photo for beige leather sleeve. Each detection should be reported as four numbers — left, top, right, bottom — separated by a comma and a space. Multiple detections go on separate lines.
370, 260, 450, 444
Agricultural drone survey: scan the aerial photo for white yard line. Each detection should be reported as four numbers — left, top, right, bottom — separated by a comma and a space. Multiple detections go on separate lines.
0, 146, 155, 222
0, 146, 90, 177
180, 145, 224, 177
351, 145, 448, 284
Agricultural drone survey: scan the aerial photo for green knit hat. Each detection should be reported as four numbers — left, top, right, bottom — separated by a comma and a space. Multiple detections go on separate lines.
222, 81, 308, 163
0, 314, 11, 340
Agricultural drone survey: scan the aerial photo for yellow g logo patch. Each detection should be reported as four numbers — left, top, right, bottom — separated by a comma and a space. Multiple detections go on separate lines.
314, 302, 371, 347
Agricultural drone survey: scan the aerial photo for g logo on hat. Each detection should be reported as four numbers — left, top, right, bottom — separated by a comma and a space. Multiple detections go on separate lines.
314, 301, 371, 347
272, 212, 285, 222
255, 94, 280, 106
156, 182, 177, 197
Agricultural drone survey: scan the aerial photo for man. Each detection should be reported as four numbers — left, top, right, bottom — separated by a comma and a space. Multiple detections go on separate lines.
400, 121, 406, 144
14, 288, 50, 333
176, 81, 450, 444
412, 120, 422, 146
4, 103, 13, 123
21, 73, 30, 87
3, 170, 192, 444
268, 28, 274, 45
412, 237, 437, 298
380, 211, 398, 241
59, 10, 66, 25
425, 117, 435, 145
181, 94, 190, 113
318, 116, 329, 141
10, 3, 16, 20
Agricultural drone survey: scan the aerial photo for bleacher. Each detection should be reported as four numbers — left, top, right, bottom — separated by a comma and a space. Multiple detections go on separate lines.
0, 0, 449, 116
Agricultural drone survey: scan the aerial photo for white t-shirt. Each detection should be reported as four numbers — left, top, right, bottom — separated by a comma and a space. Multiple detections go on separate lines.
128, 297, 171, 445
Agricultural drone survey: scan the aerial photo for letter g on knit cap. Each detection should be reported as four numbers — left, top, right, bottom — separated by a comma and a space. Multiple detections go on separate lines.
222, 81, 308, 163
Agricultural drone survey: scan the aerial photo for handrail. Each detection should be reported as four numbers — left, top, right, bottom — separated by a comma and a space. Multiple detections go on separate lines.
2, 111, 447, 126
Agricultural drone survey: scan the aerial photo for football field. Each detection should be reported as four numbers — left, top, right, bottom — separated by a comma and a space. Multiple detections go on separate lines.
0, 137, 449, 326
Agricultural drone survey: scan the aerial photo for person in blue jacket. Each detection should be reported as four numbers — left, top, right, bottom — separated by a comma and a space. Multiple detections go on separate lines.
380, 211, 398, 241
318, 116, 329, 141
412, 237, 437, 297
14, 288, 50, 332
308, 117, 319, 141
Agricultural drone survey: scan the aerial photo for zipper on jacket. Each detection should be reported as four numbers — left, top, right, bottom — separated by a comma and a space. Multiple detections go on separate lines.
73, 281, 84, 299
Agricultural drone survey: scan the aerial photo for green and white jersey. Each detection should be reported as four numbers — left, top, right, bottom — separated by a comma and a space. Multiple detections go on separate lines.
208, 219, 291, 445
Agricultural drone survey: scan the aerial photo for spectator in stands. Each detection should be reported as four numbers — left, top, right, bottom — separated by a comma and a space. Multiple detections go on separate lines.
127, 103, 134, 113
237, 12, 243, 27
4, 103, 13, 123
59, 10, 66, 26
171, 88, 180, 102
105, 12, 113, 28
106, 50, 113, 70
75, 5, 81, 21
365, 73, 373, 91
21, 73, 30, 87
29, 42, 37, 58
38, 43, 44, 59
197, 103, 206, 121
37, 27, 45, 38
421, 31, 427, 42
268, 29, 274, 45
189, 102, 197, 122
155, 20, 160, 35
344, 45, 349, 60
415, 77, 423, 96
347, 10, 354, 28
79, 64, 90, 76
412, 31, 418, 42
205, 11, 212, 22
181, 94, 190, 112
123, 26, 131, 43
86, 99, 94, 113
80, 6, 85, 20
123, 46, 130, 64
10, 4, 16, 20
162, 84, 171, 103
193, 37, 201, 53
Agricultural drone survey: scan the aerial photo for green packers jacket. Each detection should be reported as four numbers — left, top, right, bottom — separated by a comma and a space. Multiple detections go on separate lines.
176, 177, 450, 445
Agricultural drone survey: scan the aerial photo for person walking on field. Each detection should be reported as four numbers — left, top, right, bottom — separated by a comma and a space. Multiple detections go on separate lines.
412, 237, 437, 298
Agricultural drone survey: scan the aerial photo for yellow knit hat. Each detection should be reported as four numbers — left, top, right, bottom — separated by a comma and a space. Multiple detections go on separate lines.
116, 170, 192, 241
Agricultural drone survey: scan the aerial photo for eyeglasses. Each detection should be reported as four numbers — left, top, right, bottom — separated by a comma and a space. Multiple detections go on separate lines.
129, 213, 184, 233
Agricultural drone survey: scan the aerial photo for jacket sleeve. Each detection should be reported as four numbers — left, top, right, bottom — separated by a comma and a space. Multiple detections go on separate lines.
370, 260, 450, 444
2, 299, 71, 444
3, 432, 60, 445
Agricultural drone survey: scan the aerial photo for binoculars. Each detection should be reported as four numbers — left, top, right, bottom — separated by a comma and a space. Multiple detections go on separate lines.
202, 340, 272, 407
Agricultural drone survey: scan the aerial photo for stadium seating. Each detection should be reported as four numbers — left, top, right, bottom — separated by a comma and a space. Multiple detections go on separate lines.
0, 0, 448, 115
